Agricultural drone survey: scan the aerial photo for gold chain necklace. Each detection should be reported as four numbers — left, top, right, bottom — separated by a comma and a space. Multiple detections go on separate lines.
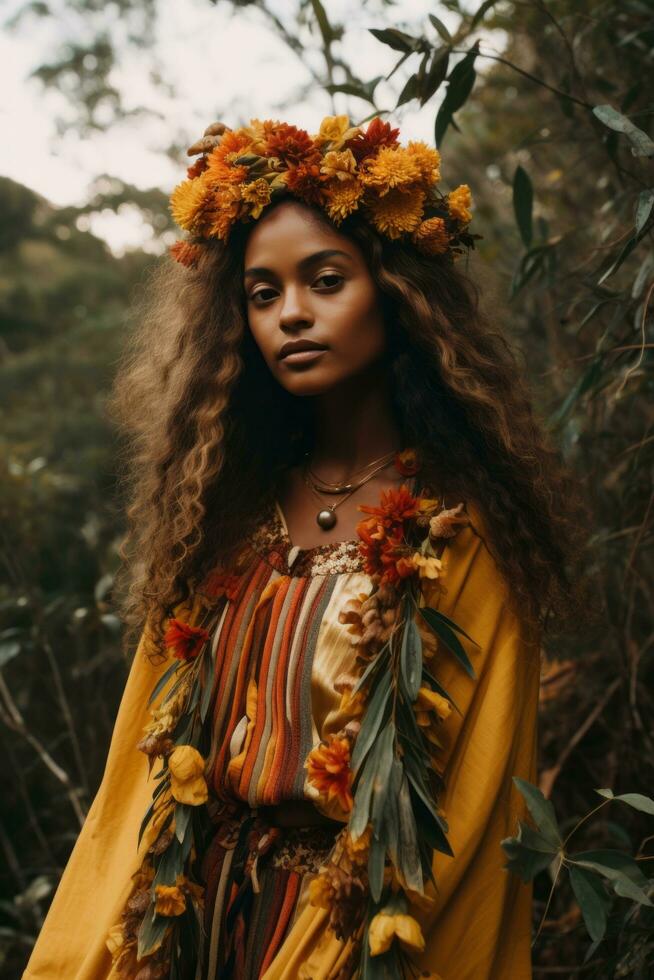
304, 448, 398, 494
302, 449, 399, 530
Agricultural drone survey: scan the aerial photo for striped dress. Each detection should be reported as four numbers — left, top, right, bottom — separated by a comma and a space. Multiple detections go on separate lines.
23, 490, 540, 980
197, 497, 374, 977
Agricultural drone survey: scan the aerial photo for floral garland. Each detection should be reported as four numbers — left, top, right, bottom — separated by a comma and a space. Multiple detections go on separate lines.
302, 448, 475, 978
168, 114, 479, 268
106, 449, 476, 979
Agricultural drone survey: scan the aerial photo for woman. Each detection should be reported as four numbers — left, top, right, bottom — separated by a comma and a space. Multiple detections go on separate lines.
24, 115, 582, 979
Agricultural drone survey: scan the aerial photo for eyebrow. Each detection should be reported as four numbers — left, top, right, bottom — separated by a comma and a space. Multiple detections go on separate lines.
243, 248, 353, 281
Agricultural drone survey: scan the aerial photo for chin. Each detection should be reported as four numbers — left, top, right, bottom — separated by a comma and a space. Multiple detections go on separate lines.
274, 365, 347, 397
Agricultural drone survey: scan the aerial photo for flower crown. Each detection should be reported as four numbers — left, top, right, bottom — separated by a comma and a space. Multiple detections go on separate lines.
168, 114, 477, 268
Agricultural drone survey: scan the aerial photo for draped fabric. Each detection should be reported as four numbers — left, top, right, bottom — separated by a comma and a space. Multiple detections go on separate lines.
23, 494, 541, 980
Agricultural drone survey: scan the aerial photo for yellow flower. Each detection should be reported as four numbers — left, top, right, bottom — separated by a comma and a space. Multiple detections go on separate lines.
317, 114, 361, 148
154, 884, 186, 917
320, 149, 358, 181
416, 685, 452, 721
411, 553, 443, 580
411, 216, 450, 256
169, 174, 213, 233
360, 145, 422, 195
368, 912, 426, 956
406, 141, 441, 186
168, 745, 208, 806
324, 176, 365, 224
366, 186, 425, 240
447, 183, 473, 224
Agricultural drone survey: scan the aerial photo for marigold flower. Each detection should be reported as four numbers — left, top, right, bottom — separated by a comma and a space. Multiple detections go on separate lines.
324, 176, 365, 224
358, 485, 419, 525
359, 145, 422, 195
241, 177, 272, 219
169, 174, 213, 233
447, 183, 473, 225
164, 618, 209, 662
368, 911, 426, 956
317, 114, 362, 149
366, 185, 426, 239
406, 141, 441, 186
306, 734, 353, 813
168, 745, 208, 806
154, 884, 186, 917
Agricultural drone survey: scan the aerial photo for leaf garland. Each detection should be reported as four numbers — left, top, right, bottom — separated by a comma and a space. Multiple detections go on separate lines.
106, 572, 238, 978
305, 470, 478, 977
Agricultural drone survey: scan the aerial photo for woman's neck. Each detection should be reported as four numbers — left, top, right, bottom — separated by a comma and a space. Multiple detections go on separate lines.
307, 362, 403, 481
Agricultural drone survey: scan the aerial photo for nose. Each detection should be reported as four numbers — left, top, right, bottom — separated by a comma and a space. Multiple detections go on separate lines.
278, 283, 313, 330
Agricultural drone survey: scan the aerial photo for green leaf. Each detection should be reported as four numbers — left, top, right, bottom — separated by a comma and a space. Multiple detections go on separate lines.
368, 832, 386, 904
428, 13, 452, 43
569, 866, 610, 942
350, 731, 383, 839
309, 0, 335, 46
513, 778, 562, 846
413, 599, 479, 645
147, 660, 181, 707
595, 787, 654, 814
422, 48, 450, 104
417, 606, 476, 678
593, 105, 654, 158
137, 904, 170, 959
397, 773, 423, 893
370, 721, 396, 829
397, 73, 420, 108
513, 165, 534, 248
174, 804, 191, 844
573, 849, 649, 888
369, 27, 422, 54
572, 850, 652, 905
471, 0, 498, 29
501, 821, 559, 882
635, 189, 654, 235
400, 612, 422, 700
351, 670, 391, 772
421, 665, 461, 715
435, 45, 478, 147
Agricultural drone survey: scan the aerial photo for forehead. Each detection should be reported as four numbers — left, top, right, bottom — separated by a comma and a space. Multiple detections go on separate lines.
243, 200, 357, 265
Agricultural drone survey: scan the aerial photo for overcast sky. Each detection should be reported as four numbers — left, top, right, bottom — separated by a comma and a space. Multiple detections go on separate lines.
1, 0, 483, 253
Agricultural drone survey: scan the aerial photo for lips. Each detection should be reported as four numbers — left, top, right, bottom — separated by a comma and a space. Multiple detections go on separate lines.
278, 340, 328, 360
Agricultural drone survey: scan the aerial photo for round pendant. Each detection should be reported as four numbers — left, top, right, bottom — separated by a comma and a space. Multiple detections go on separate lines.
317, 508, 337, 530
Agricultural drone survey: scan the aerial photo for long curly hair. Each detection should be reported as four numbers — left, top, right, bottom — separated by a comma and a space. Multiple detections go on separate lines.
107, 196, 587, 656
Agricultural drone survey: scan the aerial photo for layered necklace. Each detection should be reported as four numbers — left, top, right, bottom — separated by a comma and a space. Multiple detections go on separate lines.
302, 448, 401, 530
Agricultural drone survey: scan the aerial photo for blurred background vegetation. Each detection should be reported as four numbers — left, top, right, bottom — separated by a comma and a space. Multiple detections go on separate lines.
1, 0, 652, 976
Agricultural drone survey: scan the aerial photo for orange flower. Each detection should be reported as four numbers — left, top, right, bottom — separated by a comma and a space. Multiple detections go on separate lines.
169, 241, 202, 268
358, 485, 419, 525
306, 734, 353, 813
164, 618, 209, 662
265, 122, 315, 166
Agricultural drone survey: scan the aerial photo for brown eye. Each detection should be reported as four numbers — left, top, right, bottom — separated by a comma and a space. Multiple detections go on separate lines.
315, 273, 343, 289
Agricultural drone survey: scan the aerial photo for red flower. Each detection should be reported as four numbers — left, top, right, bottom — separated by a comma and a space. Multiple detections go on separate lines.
164, 618, 210, 662
186, 156, 208, 180
169, 241, 202, 268
344, 117, 401, 163
265, 123, 315, 166
358, 485, 419, 525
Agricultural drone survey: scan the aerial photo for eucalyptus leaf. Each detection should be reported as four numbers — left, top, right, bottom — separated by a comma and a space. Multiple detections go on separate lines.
569, 866, 611, 943
368, 832, 387, 903
417, 606, 476, 678
351, 670, 391, 772
593, 105, 654, 157
572, 850, 649, 888
369, 27, 422, 54
429, 13, 452, 42
435, 45, 478, 146
573, 860, 652, 906
148, 660, 182, 707
421, 665, 461, 715
400, 613, 422, 700
471, 0, 498, 29
137, 904, 170, 959
397, 774, 423, 893
174, 804, 191, 844
370, 720, 396, 831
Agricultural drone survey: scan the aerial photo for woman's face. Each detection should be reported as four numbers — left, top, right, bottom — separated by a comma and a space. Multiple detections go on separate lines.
242, 200, 388, 396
